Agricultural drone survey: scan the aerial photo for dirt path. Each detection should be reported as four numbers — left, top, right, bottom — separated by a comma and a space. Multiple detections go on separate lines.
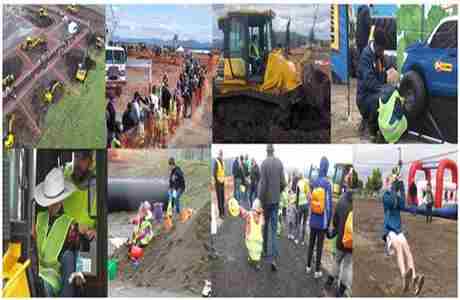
211, 177, 335, 297
354, 197, 457, 297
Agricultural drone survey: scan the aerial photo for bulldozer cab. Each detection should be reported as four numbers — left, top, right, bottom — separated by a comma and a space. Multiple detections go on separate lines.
2, 149, 107, 297
219, 10, 275, 84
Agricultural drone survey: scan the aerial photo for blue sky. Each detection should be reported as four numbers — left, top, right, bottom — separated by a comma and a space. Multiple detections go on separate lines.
107, 5, 213, 43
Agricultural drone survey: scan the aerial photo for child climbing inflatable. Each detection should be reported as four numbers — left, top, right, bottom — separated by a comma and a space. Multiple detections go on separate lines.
382, 169, 425, 295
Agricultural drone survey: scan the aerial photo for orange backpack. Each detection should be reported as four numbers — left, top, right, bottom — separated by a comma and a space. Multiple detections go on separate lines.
311, 187, 326, 215
343, 211, 353, 249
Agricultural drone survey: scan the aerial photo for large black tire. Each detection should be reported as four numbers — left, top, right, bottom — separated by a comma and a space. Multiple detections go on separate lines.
399, 70, 427, 121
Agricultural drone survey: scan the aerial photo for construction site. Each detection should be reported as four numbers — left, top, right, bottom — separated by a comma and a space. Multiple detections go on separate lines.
3, 5, 105, 148
212, 5, 331, 143
107, 149, 211, 297
106, 5, 216, 149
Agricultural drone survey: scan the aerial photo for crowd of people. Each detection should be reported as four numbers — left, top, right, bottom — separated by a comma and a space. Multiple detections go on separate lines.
213, 145, 353, 297
106, 52, 208, 148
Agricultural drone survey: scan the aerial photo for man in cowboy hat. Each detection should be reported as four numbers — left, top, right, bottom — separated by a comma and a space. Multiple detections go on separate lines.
63, 150, 97, 240
34, 167, 79, 297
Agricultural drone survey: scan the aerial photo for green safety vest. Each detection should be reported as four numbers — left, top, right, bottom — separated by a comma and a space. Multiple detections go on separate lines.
280, 191, 289, 209
297, 179, 309, 206
245, 214, 263, 261
378, 90, 408, 144
64, 166, 97, 228
250, 43, 260, 58
36, 211, 73, 296
138, 219, 153, 246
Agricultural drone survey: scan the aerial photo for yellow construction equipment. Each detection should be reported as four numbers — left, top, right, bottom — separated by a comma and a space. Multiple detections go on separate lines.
66, 4, 79, 14
76, 50, 89, 82
43, 80, 63, 104
3, 74, 15, 89
3, 114, 15, 150
20, 36, 47, 51
39, 7, 48, 18
2, 243, 31, 298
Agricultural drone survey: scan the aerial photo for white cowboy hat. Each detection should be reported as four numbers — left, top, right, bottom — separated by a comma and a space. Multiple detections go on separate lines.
35, 167, 76, 207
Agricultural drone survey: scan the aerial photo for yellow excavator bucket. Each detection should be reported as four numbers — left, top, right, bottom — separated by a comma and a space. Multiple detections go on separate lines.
259, 49, 300, 93
2, 243, 31, 298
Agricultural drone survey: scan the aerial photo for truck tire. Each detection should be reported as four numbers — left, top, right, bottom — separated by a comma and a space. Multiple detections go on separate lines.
399, 70, 426, 121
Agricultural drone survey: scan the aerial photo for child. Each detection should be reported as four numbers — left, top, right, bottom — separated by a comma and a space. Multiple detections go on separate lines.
423, 182, 434, 224
238, 198, 265, 270
128, 201, 154, 248
286, 193, 298, 241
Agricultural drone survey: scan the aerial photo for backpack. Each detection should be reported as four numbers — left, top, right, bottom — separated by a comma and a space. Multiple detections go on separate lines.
311, 187, 326, 215
343, 211, 353, 249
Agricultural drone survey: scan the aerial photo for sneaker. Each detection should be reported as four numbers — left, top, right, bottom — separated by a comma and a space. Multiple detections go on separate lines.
402, 268, 413, 293
306, 266, 312, 274
414, 274, 425, 296
314, 271, 323, 279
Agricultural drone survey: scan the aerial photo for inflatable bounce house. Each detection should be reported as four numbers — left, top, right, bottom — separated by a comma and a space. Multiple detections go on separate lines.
406, 159, 457, 219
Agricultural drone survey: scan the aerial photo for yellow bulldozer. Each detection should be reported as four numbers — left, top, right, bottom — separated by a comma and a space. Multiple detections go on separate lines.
66, 4, 79, 14
213, 9, 330, 142
3, 74, 15, 90
20, 36, 47, 51
38, 7, 48, 18
3, 114, 15, 150
42, 80, 63, 104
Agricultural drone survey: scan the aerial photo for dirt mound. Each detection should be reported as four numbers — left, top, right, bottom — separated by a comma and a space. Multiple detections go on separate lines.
112, 202, 210, 295
3, 56, 24, 80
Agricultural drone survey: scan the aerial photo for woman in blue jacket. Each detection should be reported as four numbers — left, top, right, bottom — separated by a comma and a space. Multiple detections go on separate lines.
383, 173, 424, 295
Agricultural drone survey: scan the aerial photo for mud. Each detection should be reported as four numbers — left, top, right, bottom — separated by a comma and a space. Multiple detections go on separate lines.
3, 55, 24, 81
354, 196, 457, 297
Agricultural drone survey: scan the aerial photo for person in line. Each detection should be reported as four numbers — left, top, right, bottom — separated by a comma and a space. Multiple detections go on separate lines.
356, 28, 399, 141
168, 158, 186, 217
325, 171, 353, 297
232, 156, 243, 202
106, 96, 117, 148
306, 156, 333, 279
34, 167, 79, 297
249, 158, 260, 208
213, 149, 226, 218
286, 193, 298, 241
122, 102, 139, 132
259, 144, 286, 271
382, 172, 425, 295
295, 174, 311, 245
240, 155, 250, 205
423, 182, 434, 224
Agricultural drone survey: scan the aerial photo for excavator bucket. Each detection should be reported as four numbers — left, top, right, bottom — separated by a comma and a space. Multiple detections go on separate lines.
2, 243, 31, 298
259, 49, 300, 93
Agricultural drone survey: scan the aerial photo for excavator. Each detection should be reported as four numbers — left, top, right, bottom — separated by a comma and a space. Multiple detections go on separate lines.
3, 114, 15, 150
2, 149, 107, 297
42, 80, 63, 104
20, 36, 47, 52
66, 4, 79, 14
38, 7, 48, 18
76, 50, 89, 82
213, 9, 330, 142
3, 74, 15, 90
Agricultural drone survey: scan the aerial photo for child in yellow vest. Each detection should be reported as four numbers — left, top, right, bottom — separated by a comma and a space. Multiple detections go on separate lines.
238, 199, 265, 270
129, 201, 153, 248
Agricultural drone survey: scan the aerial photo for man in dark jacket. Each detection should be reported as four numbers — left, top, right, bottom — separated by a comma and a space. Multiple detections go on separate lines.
249, 158, 260, 208
356, 28, 395, 141
259, 144, 286, 271
356, 5, 372, 58
168, 158, 185, 215
232, 156, 243, 202
106, 96, 117, 147
325, 171, 353, 297
122, 102, 139, 132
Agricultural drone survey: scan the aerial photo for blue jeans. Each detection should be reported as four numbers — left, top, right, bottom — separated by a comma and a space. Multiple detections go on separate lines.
249, 185, 257, 207
60, 250, 76, 297
234, 178, 242, 202
263, 203, 279, 262
169, 189, 183, 214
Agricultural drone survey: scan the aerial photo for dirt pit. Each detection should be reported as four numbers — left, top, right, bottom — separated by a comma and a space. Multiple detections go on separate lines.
3, 55, 24, 80
111, 202, 210, 296
354, 197, 457, 297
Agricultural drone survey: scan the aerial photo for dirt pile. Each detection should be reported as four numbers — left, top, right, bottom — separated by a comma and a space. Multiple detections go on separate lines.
112, 201, 210, 295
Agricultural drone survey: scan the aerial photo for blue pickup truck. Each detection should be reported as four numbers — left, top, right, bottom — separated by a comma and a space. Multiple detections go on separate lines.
399, 16, 458, 142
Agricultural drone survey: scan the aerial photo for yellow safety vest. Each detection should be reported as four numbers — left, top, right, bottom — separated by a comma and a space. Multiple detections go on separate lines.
36, 211, 73, 296
245, 214, 263, 261
216, 159, 225, 184
138, 218, 153, 246
297, 179, 310, 206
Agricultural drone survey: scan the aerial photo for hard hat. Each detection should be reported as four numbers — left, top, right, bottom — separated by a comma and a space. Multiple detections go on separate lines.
130, 245, 144, 259
240, 185, 246, 193
228, 197, 240, 217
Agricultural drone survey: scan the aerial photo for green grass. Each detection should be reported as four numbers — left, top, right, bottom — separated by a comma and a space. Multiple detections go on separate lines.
38, 49, 106, 148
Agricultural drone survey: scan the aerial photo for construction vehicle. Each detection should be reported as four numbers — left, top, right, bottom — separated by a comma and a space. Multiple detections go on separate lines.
2, 149, 107, 297
20, 36, 47, 52
106, 45, 127, 96
3, 74, 15, 90
332, 163, 353, 196
42, 81, 63, 104
3, 114, 15, 150
66, 4, 79, 14
95, 36, 104, 49
213, 9, 330, 141
76, 50, 89, 82
38, 7, 48, 18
